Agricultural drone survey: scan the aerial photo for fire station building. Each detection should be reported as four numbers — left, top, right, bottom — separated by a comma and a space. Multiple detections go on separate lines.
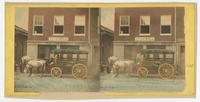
113, 7, 185, 74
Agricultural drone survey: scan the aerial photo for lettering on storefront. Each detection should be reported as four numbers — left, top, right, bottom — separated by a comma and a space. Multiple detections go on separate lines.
135, 37, 155, 42
48, 37, 69, 42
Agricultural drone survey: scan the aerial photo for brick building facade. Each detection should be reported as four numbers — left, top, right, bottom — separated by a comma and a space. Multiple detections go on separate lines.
27, 8, 100, 78
113, 7, 185, 74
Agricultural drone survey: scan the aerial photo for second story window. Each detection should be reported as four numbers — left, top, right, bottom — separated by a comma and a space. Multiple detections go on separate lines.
161, 15, 171, 35
54, 16, 64, 35
140, 16, 150, 35
33, 15, 43, 35
119, 16, 130, 35
74, 16, 85, 36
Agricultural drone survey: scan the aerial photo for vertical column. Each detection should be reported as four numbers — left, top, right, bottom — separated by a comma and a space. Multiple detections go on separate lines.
88, 8, 100, 80
176, 44, 180, 74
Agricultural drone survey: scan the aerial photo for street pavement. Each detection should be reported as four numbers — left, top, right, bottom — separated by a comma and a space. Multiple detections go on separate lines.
14, 73, 100, 92
14, 72, 185, 93
100, 73, 185, 92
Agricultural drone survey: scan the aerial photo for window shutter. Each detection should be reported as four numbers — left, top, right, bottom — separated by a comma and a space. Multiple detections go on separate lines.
161, 15, 171, 25
75, 16, 85, 26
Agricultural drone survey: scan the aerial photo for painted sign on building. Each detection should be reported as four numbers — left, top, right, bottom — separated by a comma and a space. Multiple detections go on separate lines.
48, 37, 69, 42
135, 37, 155, 42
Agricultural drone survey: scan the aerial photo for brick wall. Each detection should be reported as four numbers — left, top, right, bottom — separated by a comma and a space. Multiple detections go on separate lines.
28, 8, 89, 41
114, 7, 176, 42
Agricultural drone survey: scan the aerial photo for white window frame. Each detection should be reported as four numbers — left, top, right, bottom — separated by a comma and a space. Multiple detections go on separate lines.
74, 16, 86, 36
139, 16, 150, 36
33, 15, 44, 36
160, 15, 172, 36
119, 16, 130, 36
53, 16, 64, 36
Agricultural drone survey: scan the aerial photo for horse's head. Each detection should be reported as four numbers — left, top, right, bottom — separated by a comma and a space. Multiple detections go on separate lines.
21, 56, 32, 64
108, 56, 119, 67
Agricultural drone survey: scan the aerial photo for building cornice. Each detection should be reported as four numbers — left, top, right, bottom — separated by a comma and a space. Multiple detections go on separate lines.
27, 40, 89, 45
113, 40, 176, 43
113, 41, 178, 46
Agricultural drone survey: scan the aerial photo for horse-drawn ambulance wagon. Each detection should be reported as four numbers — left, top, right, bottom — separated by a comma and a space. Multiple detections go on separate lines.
108, 49, 176, 79
46, 49, 88, 79
135, 49, 176, 79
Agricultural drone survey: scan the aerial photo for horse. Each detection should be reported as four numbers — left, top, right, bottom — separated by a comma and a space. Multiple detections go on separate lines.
18, 56, 32, 73
25, 59, 46, 77
21, 56, 32, 64
107, 56, 119, 73
112, 59, 134, 77
108, 56, 119, 65
108, 56, 134, 77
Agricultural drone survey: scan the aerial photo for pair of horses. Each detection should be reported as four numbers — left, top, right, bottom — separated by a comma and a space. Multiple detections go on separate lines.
19, 56, 53, 77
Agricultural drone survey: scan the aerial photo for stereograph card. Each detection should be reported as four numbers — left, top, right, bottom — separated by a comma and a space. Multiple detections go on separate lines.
5, 3, 196, 99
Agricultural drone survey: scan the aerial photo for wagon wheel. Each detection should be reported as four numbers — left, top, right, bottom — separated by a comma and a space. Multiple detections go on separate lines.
137, 67, 148, 78
72, 64, 88, 80
51, 67, 62, 78
158, 63, 175, 79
